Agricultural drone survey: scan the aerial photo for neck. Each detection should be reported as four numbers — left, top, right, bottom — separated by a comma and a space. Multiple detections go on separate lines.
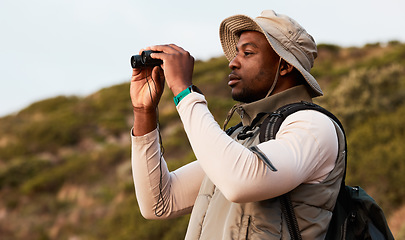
237, 85, 312, 126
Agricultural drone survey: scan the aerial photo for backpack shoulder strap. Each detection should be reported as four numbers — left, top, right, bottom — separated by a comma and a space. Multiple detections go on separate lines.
259, 101, 346, 142
259, 101, 348, 189
259, 101, 347, 183
259, 101, 348, 240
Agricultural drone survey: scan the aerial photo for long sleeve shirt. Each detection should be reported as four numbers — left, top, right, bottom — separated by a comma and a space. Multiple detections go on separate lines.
132, 92, 338, 219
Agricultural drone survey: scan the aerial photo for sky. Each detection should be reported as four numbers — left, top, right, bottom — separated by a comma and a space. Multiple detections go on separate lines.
1, 0, 405, 117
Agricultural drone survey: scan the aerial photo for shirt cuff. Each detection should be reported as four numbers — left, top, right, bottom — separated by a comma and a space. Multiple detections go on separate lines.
176, 92, 207, 111
130, 127, 159, 144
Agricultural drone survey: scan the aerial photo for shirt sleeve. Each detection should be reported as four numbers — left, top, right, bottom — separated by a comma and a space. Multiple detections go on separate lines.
176, 92, 338, 203
131, 128, 205, 219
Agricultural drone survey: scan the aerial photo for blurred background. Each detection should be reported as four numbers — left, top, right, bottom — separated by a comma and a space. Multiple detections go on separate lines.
1, 0, 405, 239
1, 0, 405, 117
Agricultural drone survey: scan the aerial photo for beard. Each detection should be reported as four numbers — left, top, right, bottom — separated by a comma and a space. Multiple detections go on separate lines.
229, 70, 275, 103
231, 86, 264, 103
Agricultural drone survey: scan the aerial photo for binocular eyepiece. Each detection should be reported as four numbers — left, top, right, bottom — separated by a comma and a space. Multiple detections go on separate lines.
131, 50, 163, 68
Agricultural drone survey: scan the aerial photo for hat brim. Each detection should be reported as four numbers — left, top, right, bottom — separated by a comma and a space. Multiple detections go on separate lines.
219, 14, 323, 97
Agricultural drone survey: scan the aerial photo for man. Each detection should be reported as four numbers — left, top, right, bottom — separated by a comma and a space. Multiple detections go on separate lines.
130, 10, 344, 239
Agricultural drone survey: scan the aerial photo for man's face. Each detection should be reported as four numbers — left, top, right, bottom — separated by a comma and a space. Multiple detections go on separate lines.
228, 31, 280, 103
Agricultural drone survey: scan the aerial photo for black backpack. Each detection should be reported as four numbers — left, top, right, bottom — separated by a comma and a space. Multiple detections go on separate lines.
257, 101, 394, 240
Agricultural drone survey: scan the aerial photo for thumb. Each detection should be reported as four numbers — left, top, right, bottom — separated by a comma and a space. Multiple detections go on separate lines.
152, 66, 165, 94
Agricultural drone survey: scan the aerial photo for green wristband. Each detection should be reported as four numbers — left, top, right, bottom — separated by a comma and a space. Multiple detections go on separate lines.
173, 85, 192, 106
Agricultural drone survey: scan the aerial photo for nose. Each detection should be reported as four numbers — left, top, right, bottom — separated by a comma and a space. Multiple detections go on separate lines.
229, 55, 240, 70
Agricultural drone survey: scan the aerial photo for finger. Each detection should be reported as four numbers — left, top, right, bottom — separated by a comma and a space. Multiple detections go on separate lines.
132, 68, 142, 77
149, 45, 191, 65
131, 68, 151, 82
152, 67, 165, 90
136, 45, 167, 64
167, 44, 187, 53
138, 46, 156, 55
162, 44, 193, 61
148, 44, 179, 54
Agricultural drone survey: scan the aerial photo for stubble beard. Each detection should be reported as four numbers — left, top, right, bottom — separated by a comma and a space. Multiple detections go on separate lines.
231, 87, 260, 103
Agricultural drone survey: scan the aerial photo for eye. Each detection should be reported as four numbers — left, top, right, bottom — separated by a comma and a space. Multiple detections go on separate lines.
244, 51, 253, 56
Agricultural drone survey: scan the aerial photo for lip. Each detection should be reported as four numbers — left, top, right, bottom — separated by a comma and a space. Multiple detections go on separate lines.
228, 73, 241, 87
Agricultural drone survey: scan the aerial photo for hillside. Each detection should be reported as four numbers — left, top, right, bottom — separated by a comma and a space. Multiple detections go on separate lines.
0, 41, 405, 239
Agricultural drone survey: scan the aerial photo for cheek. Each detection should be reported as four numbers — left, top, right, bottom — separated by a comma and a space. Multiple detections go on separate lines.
256, 69, 274, 86
257, 69, 267, 79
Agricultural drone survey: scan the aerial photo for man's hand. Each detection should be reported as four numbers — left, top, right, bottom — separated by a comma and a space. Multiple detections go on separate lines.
130, 66, 165, 112
130, 65, 164, 136
130, 44, 194, 136
144, 44, 194, 96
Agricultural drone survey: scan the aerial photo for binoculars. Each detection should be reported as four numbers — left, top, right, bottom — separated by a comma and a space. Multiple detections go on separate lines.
131, 50, 163, 68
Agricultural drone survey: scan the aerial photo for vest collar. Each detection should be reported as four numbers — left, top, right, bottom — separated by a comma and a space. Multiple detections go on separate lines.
236, 85, 312, 126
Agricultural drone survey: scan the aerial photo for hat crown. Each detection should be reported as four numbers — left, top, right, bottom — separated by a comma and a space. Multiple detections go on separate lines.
219, 10, 323, 97
255, 10, 317, 71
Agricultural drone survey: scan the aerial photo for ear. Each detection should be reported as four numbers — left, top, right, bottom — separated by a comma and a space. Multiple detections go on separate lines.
279, 60, 294, 76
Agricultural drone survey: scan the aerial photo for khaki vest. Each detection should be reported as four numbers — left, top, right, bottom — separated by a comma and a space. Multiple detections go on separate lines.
185, 86, 345, 240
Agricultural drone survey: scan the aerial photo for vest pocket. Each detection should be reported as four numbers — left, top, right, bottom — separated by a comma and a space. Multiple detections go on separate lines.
239, 215, 252, 240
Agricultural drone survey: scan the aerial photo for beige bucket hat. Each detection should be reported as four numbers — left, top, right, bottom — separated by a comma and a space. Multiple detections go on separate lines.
219, 10, 323, 97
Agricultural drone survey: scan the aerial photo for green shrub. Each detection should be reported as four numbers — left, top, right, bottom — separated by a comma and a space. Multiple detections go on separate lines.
346, 105, 405, 213
20, 155, 88, 194
0, 157, 51, 188
317, 63, 405, 129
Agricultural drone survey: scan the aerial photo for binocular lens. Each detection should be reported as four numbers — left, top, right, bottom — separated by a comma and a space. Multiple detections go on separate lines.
131, 50, 163, 68
131, 55, 143, 68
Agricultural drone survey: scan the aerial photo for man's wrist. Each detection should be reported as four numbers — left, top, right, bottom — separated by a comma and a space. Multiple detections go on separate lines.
173, 85, 202, 106
170, 83, 191, 97
132, 106, 157, 114
173, 85, 192, 106
132, 108, 158, 136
